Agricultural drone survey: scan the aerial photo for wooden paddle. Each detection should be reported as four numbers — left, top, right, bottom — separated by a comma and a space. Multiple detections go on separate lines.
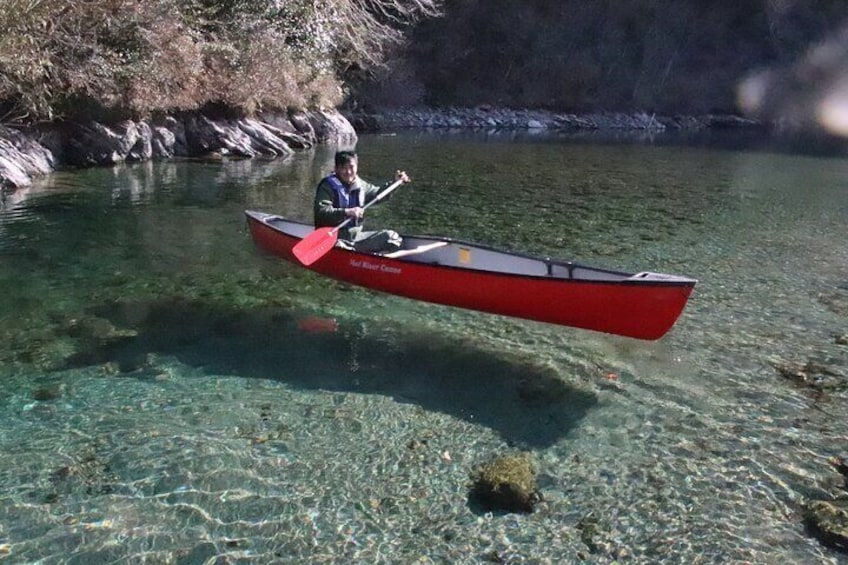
292, 178, 405, 266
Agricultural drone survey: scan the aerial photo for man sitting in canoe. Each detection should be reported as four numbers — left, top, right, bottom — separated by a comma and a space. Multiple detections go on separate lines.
314, 150, 409, 253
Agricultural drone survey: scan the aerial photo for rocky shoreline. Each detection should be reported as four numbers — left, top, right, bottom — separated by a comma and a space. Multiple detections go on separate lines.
0, 106, 765, 191
345, 106, 762, 133
0, 110, 357, 190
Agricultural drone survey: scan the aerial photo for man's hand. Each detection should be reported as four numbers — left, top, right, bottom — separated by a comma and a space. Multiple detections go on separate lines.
345, 207, 364, 220
395, 170, 411, 183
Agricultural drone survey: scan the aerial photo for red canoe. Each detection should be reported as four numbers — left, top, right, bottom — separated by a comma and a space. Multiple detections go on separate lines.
245, 211, 696, 340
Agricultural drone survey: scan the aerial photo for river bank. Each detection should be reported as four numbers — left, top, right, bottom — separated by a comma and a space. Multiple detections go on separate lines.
0, 106, 766, 192
344, 106, 762, 133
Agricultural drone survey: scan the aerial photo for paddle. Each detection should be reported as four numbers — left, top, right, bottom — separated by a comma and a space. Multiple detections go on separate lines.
292, 178, 405, 266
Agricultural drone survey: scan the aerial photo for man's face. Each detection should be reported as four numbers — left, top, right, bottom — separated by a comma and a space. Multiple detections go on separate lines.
335, 158, 358, 185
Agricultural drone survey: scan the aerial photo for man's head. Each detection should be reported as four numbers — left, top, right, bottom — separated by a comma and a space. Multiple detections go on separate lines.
334, 150, 358, 185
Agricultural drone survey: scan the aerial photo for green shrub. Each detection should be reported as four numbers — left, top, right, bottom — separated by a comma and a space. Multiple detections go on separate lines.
0, 0, 440, 123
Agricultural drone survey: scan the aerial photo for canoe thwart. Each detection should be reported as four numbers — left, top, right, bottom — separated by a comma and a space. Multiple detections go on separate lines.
382, 241, 449, 259
627, 271, 692, 282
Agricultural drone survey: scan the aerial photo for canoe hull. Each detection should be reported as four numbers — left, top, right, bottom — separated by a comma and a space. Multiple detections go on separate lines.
245, 211, 695, 340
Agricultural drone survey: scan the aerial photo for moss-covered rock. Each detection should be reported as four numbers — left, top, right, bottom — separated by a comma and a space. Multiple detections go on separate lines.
470, 453, 540, 513
804, 499, 848, 551
64, 315, 137, 343
804, 456, 848, 552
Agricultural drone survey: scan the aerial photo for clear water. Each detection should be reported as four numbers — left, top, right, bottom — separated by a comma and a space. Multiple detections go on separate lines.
0, 132, 846, 563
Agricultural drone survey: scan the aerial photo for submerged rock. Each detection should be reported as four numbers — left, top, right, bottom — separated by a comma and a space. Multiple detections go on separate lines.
64, 315, 137, 343
833, 456, 848, 484
805, 499, 848, 551
32, 384, 64, 401
470, 453, 540, 513
805, 456, 848, 552
819, 290, 848, 316
774, 360, 847, 393
45, 445, 117, 501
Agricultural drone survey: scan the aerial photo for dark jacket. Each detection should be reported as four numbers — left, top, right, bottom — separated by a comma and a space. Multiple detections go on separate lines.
313, 173, 385, 238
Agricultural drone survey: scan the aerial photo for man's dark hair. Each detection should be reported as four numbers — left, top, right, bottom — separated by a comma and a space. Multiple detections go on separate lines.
335, 150, 358, 167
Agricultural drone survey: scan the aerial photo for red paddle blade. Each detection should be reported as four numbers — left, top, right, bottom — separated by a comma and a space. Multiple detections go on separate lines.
292, 227, 339, 266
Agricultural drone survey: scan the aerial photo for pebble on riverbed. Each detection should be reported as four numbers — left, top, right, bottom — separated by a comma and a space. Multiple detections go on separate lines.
773, 360, 847, 393
469, 453, 540, 513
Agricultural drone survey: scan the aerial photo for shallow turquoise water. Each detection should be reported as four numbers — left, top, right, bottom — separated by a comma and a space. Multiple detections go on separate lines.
0, 132, 846, 563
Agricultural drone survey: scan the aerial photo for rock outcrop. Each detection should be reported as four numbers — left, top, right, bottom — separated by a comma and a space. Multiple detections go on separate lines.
0, 109, 358, 189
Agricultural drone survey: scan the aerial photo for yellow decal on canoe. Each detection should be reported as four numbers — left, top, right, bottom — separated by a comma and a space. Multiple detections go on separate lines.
459, 247, 471, 264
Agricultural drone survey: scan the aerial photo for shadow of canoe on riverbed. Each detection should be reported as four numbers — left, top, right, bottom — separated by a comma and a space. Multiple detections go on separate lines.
61, 298, 597, 448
